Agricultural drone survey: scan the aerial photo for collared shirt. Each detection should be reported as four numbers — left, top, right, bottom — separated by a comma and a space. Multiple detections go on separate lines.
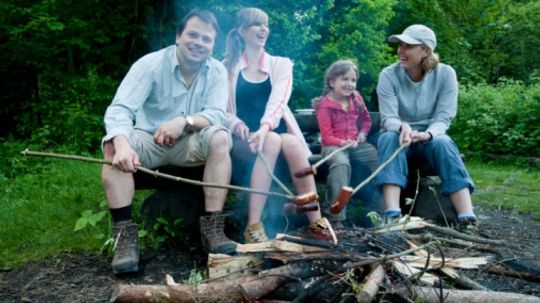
377, 62, 458, 137
103, 44, 228, 142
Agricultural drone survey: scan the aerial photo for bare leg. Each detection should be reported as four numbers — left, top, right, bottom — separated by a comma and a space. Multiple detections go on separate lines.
281, 134, 321, 223
101, 142, 134, 209
450, 188, 474, 214
203, 130, 232, 212
382, 184, 401, 210
247, 132, 282, 225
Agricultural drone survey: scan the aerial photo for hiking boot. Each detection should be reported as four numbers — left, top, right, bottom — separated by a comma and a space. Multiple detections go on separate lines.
244, 222, 269, 243
199, 212, 238, 254
111, 220, 139, 274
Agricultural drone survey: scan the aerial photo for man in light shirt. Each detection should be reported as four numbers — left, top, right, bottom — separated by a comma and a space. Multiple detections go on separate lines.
101, 9, 237, 274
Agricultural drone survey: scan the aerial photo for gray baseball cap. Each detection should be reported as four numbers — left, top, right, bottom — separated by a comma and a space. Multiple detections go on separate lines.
388, 24, 437, 50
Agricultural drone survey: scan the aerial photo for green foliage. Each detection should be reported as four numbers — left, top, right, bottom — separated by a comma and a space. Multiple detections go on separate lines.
451, 81, 540, 156
144, 216, 192, 251
17, 71, 116, 153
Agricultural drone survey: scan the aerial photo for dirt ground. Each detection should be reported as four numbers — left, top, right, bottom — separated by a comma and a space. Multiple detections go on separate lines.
1, 205, 539, 303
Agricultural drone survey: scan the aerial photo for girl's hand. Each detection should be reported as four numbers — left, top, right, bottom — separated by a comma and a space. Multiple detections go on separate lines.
248, 124, 270, 153
357, 132, 366, 143
340, 139, 357, 148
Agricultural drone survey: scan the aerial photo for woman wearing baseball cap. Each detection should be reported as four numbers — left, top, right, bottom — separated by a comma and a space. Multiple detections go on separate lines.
374, 24, 477, 229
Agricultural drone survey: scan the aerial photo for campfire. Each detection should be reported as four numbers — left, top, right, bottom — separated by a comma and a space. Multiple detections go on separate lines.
110, 216, 540, 303
20, 150, 540, 303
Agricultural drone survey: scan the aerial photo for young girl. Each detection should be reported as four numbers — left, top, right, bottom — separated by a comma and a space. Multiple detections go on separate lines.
316, 59, 381, 227
224, 7, 326, 243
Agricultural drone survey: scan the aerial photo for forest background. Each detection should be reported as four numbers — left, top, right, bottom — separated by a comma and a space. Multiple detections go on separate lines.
0, 0, 539, 157
1, 0, 540, 269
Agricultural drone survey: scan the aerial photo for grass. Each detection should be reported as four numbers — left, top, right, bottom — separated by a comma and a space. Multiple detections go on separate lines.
1, 142, 539, 269
467, 159, 540, 219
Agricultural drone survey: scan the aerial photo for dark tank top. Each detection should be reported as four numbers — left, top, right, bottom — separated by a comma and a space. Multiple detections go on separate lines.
235, 72, 286, 133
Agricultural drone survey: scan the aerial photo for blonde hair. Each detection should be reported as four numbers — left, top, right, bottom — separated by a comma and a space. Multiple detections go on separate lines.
223, 7, 268, 73
322, 59, 359, 96
421, 46, 439, 72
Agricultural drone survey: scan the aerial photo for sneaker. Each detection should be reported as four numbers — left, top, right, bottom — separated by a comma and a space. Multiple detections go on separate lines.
383, 209, 402, 225
111, 220, 139, 274
455, 216, 479, 234
330, 220, 346, 229
244, 222, 269, 243
199, 212, 238, 254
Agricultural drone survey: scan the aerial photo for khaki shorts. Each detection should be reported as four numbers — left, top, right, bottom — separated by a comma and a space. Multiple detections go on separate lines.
128, 126, 232, 169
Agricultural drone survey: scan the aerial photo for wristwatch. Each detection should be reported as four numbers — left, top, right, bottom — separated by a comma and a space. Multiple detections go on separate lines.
185, 115, 195, 131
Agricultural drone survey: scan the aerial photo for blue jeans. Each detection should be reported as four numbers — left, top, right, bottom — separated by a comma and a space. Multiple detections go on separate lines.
374, 131, 475, 196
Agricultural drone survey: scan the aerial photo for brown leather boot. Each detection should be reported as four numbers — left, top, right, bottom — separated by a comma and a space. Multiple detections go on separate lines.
199, 212, 238, 254
111, 220, 139, 274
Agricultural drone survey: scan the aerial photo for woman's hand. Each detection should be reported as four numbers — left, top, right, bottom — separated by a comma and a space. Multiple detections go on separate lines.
235, 123, 250, 141
248, 124, 271, 153
411, 131, 432, 143
399, 123, 413, 146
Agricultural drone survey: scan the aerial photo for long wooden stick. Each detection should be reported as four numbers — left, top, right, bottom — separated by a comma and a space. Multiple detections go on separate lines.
293, 142, 356, 178
352, 144, 407, 195
21, 149, 296, 200
312, 141, 355, 169
256, 150, 293, 196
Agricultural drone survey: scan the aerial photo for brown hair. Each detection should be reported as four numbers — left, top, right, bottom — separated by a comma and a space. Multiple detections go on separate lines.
322, 59, 359, 96
175, 9, 219, 36
421, 46, 439, 72
223, 7, 268, 73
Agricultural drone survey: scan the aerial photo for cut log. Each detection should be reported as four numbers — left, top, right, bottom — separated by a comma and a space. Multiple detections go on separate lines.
392, 260, 438, 285
207, 253, 261, 279
112, 273, 257, 303
356, 264, 385, 303
400, 255, 489, 269
398, 286, 540, 303
235, 240, 327, 253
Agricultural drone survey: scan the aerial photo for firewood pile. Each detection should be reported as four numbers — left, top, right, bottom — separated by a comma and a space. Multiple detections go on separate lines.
111, 217, 540, 303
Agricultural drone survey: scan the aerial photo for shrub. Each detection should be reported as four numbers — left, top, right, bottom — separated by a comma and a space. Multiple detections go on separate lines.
451, 80, 540, 157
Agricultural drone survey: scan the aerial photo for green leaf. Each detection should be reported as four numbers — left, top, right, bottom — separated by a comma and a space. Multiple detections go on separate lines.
74, 217, 88, 231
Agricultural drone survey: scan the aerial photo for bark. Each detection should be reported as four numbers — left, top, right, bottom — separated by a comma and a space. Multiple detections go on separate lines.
356, 264, 385, 303
398, 286, 540, 303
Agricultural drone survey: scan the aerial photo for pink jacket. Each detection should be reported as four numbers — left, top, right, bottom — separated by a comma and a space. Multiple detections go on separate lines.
225, 50, 311, 156
316, 91, 372, 147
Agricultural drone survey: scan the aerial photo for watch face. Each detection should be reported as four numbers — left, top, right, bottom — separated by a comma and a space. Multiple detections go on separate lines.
186, 116, 194, 129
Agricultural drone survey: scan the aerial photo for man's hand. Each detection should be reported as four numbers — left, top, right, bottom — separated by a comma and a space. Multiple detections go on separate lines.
154, 116, 186, 146
248, 124, 270, 153
111, 136, 140, 173
399, 123, 413, 146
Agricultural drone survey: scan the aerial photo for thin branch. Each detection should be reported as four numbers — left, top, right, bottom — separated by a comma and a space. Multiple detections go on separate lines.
21, 149, 296, 200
